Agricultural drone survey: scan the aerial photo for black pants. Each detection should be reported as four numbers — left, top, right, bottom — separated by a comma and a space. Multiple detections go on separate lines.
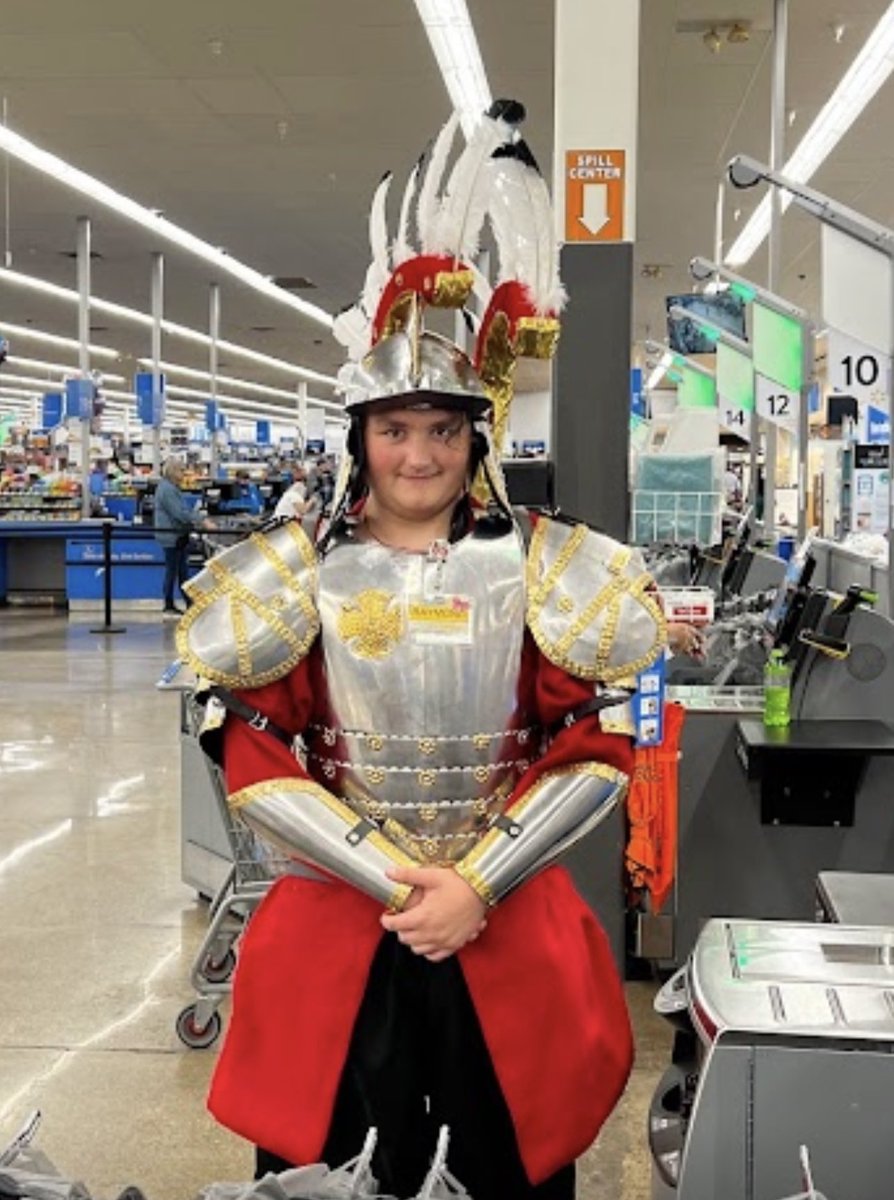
162, 537, 189, 607
255, 935, 575, 1199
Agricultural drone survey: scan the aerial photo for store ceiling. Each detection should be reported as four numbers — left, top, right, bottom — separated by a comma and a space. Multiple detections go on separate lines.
0, 0, 892, 412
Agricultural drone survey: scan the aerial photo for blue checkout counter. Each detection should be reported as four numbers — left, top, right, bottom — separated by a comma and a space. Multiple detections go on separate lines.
0, 521, 166, 607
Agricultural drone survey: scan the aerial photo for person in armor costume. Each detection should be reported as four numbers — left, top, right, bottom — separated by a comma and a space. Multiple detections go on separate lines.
178, 103, 665, 1199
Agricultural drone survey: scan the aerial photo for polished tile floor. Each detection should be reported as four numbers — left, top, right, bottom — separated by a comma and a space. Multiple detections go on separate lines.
0, 609, 670, 1200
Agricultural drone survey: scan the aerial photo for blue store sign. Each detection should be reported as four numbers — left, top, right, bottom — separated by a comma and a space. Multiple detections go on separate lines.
42, 392, 64, 429
64, 377, 96, 420
134, 371, 166, 427
206, 401, 226, 432
867, 404, 891, 444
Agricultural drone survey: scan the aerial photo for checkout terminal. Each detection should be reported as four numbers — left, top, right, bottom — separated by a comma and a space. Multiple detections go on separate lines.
646, 537, 894, 1199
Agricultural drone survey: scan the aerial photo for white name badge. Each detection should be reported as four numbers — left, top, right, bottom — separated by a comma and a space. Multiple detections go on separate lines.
407, 594, 474, 645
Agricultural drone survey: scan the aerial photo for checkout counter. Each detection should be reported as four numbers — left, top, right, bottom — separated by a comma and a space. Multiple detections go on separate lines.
640, 537, 894, 970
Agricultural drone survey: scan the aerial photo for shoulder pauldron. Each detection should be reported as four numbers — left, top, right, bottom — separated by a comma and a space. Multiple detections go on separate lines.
176, 522, 320, 688
526, 516, 666, 683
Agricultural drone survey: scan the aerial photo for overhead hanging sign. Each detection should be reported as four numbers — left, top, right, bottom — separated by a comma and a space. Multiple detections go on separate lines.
755, 373, 798, 431
822, 225, 893, 355
752, 301, 805, 393
42, 392, 64, 430
64, 377, 95, 420
826, 328, 891, 412
134, 371, 166, 427
719, 406, 751, 441
205, 400, 226, 432
564, 150, 625, 242
866, 404, 891, 444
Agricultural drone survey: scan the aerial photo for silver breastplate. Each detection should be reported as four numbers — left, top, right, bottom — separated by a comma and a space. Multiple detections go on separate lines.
310, 524, 534, 863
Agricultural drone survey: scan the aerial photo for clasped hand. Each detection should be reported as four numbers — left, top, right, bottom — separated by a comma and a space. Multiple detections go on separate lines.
381, 865, 488, 963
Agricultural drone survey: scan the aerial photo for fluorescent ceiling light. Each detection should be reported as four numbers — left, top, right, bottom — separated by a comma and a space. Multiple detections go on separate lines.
0, 385, 41, 398
0, 370, 123, 392
0, 318, 120, 360
646, 351, 673, 391
0, 267, 338, 388
101, 384, 319, 424
0, 122, 333, 330
413, 0, 492, 134
726, 1, 894, 266
165, 383, 338, 417
6, 355, 125, 382
136, 358, 329, 405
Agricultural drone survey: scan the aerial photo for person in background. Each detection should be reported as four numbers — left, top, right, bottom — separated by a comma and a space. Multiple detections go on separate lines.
154, 457, 209, 618
88, 457, 109, 513
667, 621, 706, 660
234, 469, 264, 517
273, 466, 309, 521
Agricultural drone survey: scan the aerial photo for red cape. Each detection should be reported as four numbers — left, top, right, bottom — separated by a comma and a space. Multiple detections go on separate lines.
208, 863, 632, 1184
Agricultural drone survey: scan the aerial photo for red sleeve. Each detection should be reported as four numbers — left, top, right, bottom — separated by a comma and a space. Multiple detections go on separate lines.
222, 645, 323, 794
506, 634, 635, 813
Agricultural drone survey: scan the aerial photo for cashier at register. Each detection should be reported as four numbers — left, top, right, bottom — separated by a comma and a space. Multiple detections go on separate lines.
231, 470, 264, 516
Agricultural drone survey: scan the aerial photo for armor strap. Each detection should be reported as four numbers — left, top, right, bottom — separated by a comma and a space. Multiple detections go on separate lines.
207, 685, 294, 749
546, 690, 635, 740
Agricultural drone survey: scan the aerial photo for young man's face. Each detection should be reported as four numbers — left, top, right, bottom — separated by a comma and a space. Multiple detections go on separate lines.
363, 406, 473, 525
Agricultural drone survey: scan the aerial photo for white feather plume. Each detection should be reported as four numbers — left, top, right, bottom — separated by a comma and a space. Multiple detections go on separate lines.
521, 164, 566, 314
433, 115, 510, 260
360, 171, 393, 324
485, 150, 565, 314
417, 112, 460, 254
332, 303, 370, 362
393, 157, 422, 267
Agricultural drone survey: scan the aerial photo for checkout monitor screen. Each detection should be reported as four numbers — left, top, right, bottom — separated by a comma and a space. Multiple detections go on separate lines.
764, 546, 816, 645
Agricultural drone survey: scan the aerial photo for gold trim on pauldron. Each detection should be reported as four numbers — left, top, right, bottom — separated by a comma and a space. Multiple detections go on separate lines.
228, 777, 415, 909
176, 550, 320, 689
526, 519, 668, 683
336, 589, 405, 661
454, 761, 629, 906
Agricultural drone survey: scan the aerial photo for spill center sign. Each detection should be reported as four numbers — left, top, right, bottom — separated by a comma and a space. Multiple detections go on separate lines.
565, 149, 625, 242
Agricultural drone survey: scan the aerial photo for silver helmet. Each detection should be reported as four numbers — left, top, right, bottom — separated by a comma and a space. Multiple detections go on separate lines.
342, 323, 491, 417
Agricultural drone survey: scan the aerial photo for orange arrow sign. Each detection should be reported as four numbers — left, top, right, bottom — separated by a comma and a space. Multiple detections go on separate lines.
565, 150, 625, 242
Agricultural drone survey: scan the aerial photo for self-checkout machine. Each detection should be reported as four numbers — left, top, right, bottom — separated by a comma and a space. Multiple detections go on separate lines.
647, 162, 894, 1200
637, 277, 816, 966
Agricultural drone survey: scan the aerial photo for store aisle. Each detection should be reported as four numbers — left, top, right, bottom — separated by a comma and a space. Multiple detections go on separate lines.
0, 610, 668, 1200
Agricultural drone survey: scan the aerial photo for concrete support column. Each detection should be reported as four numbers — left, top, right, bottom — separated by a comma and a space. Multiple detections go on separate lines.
552, 0, 640, 540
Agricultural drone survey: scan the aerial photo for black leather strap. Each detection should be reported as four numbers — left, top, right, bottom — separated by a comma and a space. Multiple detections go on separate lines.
207, 685, 294, 748
546, 692, 634, 740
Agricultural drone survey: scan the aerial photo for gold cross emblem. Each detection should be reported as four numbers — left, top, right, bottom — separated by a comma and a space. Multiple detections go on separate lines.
337, 589, 404, 660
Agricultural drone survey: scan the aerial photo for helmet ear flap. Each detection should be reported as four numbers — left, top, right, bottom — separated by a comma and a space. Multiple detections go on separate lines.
470, 428, 489, 476
346, 415, 364, 465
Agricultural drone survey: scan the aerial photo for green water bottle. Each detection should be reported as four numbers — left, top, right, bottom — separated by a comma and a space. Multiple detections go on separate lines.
763, 648, 791, 728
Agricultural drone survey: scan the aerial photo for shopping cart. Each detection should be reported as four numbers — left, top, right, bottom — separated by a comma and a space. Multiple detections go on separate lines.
175, 687, 289, 1049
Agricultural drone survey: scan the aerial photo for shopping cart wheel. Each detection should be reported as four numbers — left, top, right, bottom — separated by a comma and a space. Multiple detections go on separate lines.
175, 1004, 222, 1049
199, 948, 237, 984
